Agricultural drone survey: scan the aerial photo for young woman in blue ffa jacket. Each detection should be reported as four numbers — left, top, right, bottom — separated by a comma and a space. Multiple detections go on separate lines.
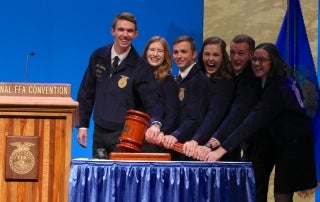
191, 34, 261, 161
77, 12, 163, 158
183, 36, 235, 158
141, 36, 179, 152
199, 43, 317, 202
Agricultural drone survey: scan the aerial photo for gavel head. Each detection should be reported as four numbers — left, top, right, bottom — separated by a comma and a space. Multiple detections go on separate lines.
117, 110, 151, 152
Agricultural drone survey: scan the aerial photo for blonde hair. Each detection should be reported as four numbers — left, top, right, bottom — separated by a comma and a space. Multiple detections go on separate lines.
142, 36, 172, 83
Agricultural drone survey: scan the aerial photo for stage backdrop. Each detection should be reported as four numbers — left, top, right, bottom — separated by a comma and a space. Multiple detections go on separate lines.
0, 0, 204, 158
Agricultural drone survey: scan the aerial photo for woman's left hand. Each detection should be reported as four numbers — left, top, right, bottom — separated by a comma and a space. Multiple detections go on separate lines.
204, 147, 227, 162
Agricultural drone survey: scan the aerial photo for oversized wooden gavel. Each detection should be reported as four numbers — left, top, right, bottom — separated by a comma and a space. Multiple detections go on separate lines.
117, 110, 184, 154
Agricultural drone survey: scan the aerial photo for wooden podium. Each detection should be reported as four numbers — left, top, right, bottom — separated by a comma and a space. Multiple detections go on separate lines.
0, 82, 78, 202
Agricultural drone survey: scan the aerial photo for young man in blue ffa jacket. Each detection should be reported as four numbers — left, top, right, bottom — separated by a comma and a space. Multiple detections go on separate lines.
77, 12, 163, 159
209, 34, 261, 160
160, 35, 212, 160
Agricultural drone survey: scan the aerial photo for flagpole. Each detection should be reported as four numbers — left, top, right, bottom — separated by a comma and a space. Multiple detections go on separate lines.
286, 0, 290, 64
285, 0, 289, 64
286, 0, 296, 76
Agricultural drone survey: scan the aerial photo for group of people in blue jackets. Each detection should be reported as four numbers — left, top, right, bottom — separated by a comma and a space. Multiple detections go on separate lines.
76, 12, 317, 202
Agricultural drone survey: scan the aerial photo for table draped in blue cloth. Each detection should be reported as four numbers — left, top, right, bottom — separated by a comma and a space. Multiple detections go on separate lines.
69, 159, 255, 202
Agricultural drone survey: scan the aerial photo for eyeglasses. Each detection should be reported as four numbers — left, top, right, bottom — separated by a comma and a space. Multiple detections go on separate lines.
250, 57, 270, 64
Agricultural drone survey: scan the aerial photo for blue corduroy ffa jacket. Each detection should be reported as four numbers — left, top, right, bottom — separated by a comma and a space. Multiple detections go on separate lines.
77, 43, 163, 131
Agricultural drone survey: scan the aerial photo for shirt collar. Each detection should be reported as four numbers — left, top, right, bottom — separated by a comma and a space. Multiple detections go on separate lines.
179, 62, 196, 79
111, 45, 131, 63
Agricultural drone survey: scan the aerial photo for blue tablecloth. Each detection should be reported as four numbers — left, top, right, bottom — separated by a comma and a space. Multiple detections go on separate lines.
69, 159, 255, 202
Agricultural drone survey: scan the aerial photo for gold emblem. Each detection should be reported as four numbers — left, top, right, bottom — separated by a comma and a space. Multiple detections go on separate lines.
9, 142, 35, 175
179, 88, 185, 101
118, 75, 129, 88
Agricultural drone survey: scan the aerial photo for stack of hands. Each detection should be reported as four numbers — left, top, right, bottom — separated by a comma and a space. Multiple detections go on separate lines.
145, 126, 227, 162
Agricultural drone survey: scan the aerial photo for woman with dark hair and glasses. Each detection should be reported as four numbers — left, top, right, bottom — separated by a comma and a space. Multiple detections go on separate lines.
196, 42, 317, 202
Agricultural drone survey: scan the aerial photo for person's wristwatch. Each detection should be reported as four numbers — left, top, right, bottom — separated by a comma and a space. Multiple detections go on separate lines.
205, 141, 216, 151
151, 121, 162, 128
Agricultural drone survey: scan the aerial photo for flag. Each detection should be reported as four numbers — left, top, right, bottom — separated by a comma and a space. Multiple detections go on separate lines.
276, 0, 320, 197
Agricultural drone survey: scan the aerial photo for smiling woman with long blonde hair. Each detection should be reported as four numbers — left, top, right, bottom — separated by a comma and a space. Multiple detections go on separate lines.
142, 36, 179, 152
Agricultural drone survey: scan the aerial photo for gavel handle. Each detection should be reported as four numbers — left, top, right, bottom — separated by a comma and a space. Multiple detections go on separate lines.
159, 142, 184, 154
171, 142, 184, 154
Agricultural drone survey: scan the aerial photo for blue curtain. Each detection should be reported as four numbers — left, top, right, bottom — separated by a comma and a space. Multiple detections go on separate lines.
69, 160, 256, 202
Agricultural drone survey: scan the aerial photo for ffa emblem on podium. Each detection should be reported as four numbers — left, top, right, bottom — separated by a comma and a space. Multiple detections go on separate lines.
5, 136, 39, 181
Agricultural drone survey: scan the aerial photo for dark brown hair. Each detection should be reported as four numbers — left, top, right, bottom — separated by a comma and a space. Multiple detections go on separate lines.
112, 12, 137, 31
198, 36, 234, 80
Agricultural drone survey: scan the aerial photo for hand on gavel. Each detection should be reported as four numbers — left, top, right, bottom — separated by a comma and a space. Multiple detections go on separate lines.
161, 135, 178, 149
145, 124, 163, 144
193, 145, 211, 161
145, 131, 164, 145
145, 131, 184, 154
183, 140, 198, 157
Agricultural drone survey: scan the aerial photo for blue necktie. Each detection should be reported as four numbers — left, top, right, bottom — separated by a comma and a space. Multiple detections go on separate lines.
176, 74, 182, 85
112, 56, 119, 69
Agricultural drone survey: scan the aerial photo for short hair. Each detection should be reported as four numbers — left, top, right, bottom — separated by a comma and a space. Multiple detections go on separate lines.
173, 35, 196, 52
112, 12, 137, 31
231, 34, 255, 52
142, 36, 172, 83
